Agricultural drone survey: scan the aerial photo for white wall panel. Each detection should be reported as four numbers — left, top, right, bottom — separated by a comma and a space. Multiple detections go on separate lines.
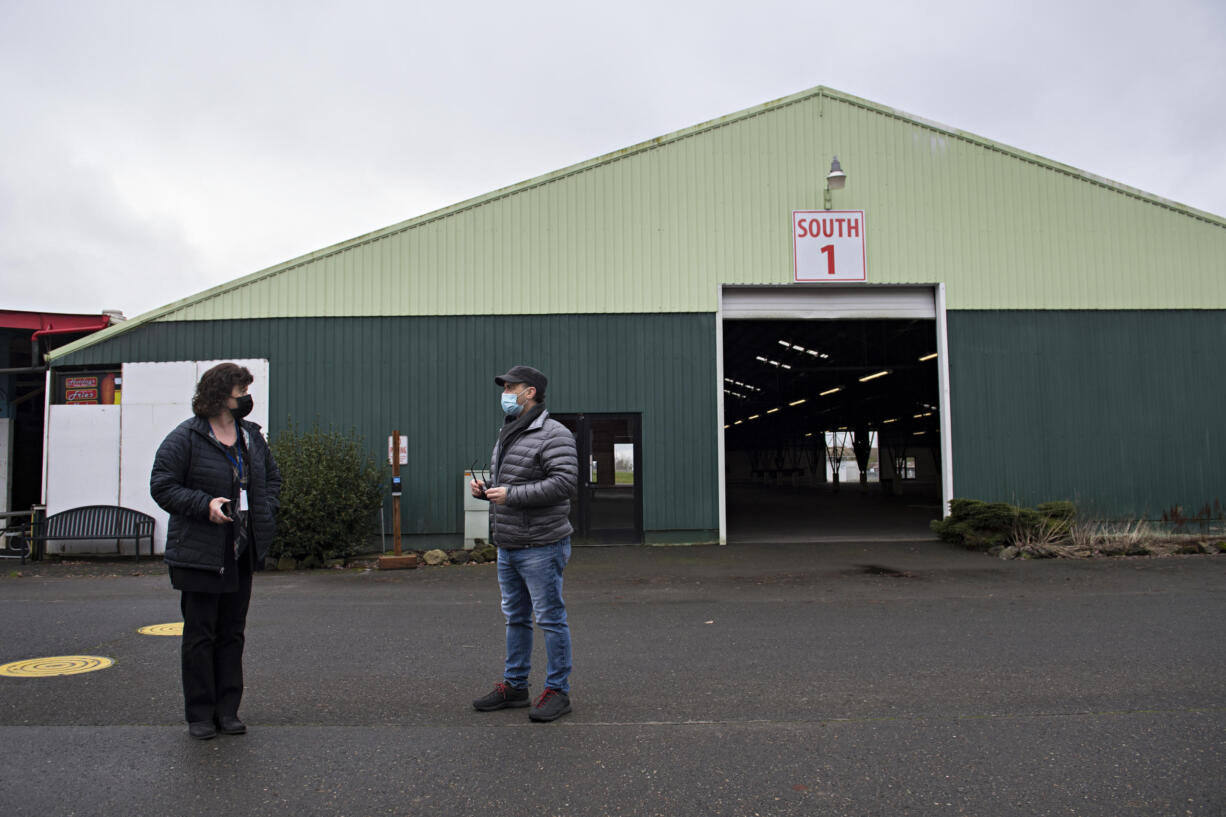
119, 402, 188, 554
122, 360, 197, 405
119, 359, 270, 553
0, 418, 10, 512
119, 362, 196, 554
44, 405, 120, 553
42, 359, 271, 555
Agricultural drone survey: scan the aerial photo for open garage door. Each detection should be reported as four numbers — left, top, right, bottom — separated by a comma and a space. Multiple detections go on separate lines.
717, 285, 952, 544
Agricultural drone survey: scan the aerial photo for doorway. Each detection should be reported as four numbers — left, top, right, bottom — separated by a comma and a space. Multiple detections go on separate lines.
553, 413, 643, 545
717, 285, 953, 544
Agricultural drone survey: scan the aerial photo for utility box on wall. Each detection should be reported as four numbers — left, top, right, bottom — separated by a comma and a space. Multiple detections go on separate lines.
462, 471, 490, 549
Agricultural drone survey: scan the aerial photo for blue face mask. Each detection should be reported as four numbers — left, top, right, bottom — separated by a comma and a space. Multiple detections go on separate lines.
500, 391, 523, 417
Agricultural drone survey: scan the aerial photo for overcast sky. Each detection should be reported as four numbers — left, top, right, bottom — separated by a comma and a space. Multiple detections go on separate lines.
2, 0, 1223, 319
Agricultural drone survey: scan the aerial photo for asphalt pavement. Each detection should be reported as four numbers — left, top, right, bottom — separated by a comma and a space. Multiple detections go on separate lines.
2, 541, 1224, 816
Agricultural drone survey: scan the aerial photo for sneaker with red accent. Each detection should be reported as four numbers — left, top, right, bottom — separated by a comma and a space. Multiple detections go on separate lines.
529, 688, 571, 722
473, 682, 530, 711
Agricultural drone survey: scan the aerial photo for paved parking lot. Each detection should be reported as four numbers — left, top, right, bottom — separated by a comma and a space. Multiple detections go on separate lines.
2, 541, 1224, 816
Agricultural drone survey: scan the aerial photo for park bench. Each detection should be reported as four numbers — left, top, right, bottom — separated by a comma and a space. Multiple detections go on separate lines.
25, 505, 156, 562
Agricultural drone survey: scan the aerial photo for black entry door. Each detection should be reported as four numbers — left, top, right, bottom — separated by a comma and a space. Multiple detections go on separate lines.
552, 413, 642, 545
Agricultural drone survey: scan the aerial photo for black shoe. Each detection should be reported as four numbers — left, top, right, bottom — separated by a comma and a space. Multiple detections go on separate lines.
188, 721, 217, 740
215, 715, 247, 735
529, 688, 571, 722
473, 682, 530, 711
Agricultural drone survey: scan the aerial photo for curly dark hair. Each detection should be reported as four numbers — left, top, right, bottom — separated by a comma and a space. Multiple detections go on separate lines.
192, 363, 254, 418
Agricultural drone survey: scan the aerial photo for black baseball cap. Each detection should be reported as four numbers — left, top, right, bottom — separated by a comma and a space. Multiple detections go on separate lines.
494, 365, 548, 396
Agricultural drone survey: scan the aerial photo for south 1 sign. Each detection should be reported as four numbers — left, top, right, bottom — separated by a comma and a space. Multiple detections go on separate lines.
792, 210, 867, 282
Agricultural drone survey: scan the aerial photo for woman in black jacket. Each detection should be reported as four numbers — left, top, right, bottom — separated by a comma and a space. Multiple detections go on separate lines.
150, 363, 282, 740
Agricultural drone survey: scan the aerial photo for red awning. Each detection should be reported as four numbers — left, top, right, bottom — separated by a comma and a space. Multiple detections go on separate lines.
0, 310, 111, 337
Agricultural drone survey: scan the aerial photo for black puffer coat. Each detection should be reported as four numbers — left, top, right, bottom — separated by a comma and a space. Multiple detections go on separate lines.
150, 415, 282, 573
489, 409, 578, 548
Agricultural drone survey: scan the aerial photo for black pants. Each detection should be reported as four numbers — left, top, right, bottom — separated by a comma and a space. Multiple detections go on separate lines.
179, 561, 253, 724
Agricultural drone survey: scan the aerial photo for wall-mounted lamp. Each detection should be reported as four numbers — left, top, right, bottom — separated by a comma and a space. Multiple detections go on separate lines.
823, 156, 846, 210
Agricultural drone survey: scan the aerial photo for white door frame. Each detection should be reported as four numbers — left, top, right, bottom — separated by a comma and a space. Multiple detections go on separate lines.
715, 284, 953, 545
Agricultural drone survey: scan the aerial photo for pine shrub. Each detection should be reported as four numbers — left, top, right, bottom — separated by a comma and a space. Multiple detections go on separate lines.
931, 498, 1077, 551
270, 420, 384, 566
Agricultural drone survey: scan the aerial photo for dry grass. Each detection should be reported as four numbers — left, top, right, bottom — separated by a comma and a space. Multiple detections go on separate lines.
1013, 517, 1223, 559
1013, 517, 1079, 558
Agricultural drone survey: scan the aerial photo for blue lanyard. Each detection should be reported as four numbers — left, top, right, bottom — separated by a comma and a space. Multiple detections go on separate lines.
215, 433, 245, 482
222, 447, 244, 481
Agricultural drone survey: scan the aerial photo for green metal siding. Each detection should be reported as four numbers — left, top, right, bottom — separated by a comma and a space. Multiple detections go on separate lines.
52, 306, 1226, 526
54, 314, 720, 538
155, 91, 1226, 318
948, 310, 1226, 518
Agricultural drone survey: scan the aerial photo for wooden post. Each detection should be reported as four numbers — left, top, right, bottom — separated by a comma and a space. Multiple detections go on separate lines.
392, 429, 402, 556
378, 429, 417, 570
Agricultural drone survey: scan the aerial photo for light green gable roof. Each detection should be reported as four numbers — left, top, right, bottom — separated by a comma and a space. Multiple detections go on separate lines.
51, 86, 1226, 360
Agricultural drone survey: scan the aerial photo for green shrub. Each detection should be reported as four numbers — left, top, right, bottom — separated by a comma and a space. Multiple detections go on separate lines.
1036, 501, 1076, 521
932, 498, 1077, 551
932, 499, 1016, 550
270, 420, 384, 566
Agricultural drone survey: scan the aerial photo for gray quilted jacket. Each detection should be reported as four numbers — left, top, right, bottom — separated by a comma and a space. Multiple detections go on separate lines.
489, 410, 578, 548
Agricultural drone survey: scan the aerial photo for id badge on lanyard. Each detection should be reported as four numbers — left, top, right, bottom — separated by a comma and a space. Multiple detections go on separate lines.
221, 441, 248, 513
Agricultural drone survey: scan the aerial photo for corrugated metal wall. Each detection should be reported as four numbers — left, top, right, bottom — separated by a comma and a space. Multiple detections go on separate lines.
54, 314, 720, 539
948, 309, 1226, 518
123, 88, 1226, 327
54, 307, 1226, 525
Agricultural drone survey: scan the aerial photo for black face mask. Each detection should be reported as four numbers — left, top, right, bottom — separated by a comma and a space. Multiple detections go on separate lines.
231, 394, 254, 420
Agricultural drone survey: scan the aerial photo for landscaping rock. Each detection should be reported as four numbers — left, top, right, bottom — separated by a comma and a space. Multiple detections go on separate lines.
423, 549, 449, 566
999, 546, 1019, 560
449, 550, 471, 564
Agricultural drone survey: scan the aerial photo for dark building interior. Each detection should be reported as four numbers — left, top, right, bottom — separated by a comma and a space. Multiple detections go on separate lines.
721, 318, 943, 542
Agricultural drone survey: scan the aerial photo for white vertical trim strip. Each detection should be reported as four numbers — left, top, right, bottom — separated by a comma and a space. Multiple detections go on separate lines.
715, 286, 728, 545
935, 283, 954, 518
40, 368, 51, 508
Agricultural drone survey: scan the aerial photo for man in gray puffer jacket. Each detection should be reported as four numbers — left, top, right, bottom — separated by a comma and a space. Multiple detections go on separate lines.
470, 365, 579, 722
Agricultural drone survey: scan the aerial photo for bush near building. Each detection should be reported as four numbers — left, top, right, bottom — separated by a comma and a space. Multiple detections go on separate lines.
931, 498, 1076, 552
934, 498, 1225, 558
270, 421, 384, 567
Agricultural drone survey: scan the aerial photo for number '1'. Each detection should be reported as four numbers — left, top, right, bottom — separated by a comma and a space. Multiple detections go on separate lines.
820, 244, 835, 275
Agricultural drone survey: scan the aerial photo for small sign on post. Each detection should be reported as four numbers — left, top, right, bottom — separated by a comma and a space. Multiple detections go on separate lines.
793, 210, 867, 282
388, 435, 408, 465
378, 429, 417, 570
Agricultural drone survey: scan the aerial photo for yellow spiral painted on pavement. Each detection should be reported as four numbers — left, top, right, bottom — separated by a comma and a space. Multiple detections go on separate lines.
0, 656, 114, 678
138, 622, 184, 636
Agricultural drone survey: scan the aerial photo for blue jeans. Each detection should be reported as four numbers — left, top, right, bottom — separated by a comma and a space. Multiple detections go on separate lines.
497, 538, 572, 693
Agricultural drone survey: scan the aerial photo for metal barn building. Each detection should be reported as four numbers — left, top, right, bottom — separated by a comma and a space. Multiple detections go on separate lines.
45, 86, 1226, 551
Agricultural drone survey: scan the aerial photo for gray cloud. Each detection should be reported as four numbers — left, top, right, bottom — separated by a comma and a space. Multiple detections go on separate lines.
2, 0, 1222, 318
